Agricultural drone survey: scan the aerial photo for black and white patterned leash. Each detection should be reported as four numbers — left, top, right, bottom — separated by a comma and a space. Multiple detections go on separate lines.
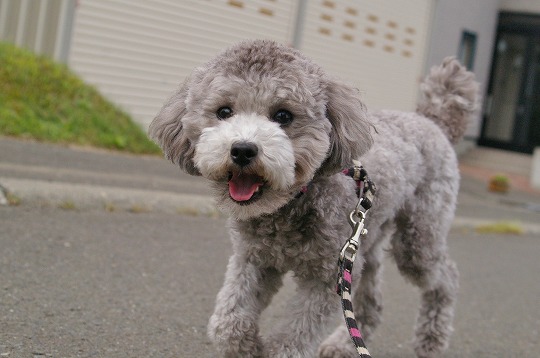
337, 163, 376, 357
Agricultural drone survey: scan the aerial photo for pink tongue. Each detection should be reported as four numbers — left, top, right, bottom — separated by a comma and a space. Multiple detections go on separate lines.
228, 173, 263, 202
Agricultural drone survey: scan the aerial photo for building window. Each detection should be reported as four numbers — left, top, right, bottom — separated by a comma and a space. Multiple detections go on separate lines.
458, 30, 477, 70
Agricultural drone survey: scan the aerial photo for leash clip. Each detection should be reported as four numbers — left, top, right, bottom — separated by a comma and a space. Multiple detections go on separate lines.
339, 210, 368, 264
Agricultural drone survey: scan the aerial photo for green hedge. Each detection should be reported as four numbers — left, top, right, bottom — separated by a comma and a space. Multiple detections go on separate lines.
0, 42, 160, 154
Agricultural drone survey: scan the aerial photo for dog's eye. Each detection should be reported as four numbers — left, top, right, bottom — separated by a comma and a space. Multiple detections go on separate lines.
216, 107, 233, 120
272, 109, 293, 126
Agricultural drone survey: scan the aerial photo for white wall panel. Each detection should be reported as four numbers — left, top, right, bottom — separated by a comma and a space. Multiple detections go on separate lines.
69, 0, 298, 128
500, 0, 540, 14
300, 0, 433, 111
0, 0, 75, 62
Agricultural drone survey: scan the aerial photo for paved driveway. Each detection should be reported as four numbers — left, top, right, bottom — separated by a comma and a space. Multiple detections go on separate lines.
1, 206, 539, 357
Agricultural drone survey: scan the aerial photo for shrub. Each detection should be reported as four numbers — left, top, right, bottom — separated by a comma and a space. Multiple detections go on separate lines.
0, 42, 160, 154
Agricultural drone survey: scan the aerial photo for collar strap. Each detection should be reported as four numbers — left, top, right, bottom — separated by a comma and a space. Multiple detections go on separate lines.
294, 164, 376, 204
294, 185, 309, 199
342, 163, 376, 211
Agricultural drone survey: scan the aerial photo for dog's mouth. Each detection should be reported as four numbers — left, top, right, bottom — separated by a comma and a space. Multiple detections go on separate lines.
228, 171, 265, 205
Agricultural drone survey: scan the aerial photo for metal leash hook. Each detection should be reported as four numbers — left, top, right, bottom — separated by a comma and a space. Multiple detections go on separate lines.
339, 210, 367, 264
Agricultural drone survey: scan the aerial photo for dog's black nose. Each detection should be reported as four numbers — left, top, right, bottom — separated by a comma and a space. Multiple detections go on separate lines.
231, 142, 258, 167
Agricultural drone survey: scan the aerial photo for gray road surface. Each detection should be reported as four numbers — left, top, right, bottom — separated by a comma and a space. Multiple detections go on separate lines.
1, 205, 539, 358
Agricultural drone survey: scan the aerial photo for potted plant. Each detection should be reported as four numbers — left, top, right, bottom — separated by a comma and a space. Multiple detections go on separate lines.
488, 174, 510, 193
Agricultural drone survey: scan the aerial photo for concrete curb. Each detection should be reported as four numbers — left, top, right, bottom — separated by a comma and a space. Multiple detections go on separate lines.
0, 184, 9, 206
0, 177, 220, 217
3, 177, 540, 235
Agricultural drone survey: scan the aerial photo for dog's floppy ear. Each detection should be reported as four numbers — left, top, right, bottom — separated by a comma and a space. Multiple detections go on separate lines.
148, 78, 200, 176
319, 79, 373, 176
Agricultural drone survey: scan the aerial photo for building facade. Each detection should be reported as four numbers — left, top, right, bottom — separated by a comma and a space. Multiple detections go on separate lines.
0, 0, 436, 129
67, 0, 435, 129
1, 0, 538, 154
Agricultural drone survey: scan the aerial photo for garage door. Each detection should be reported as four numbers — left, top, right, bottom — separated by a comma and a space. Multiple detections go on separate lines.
69, 0, 298, 128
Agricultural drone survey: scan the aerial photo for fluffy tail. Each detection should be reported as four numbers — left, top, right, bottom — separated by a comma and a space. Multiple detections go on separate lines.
416, 57, 479, 144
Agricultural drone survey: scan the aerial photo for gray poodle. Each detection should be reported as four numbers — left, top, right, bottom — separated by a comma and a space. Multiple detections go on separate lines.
149, 40, 478, 358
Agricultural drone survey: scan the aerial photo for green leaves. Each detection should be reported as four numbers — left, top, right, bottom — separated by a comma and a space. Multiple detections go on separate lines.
0, 42, 160, 154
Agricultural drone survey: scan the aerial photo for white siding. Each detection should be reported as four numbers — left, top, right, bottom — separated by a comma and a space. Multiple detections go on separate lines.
500, 0, 540, 14
301, 0, 433, 111
69, 0, 435, 126
69, 0, 298, 128
0, 0, 75, 62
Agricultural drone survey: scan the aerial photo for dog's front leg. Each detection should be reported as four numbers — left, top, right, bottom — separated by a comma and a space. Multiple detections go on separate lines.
265, 279, 340, 358
208, 252, 283, 358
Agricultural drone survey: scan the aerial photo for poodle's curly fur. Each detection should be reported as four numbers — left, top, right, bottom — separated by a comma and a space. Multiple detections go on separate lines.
149, 40, 479, 358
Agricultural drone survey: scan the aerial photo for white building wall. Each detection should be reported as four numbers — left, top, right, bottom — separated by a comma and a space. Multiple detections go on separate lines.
425, 0, 501, 143
301, 0, 434, 111
68, 0, 439, 128
69, 0, 299, 128
68, 0, 437, 128
500, 0, 540, 13
0, 0, 76, 62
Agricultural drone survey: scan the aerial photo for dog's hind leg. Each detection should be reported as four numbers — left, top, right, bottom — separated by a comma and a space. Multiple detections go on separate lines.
390, 191, 459, 358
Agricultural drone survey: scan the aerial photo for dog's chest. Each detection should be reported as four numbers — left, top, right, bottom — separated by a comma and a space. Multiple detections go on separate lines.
233, 211, 346, 281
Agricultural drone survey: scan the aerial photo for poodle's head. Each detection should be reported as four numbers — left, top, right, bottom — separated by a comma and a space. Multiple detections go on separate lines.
149, 40, 372, 219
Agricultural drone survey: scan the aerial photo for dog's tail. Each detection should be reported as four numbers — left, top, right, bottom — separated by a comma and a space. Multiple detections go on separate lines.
416, 57, 479, 144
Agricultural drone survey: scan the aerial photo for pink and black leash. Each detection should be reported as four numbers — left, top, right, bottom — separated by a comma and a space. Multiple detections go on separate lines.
337, 163, 376, 357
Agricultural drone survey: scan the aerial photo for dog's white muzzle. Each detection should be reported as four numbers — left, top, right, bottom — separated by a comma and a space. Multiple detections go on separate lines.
193, 114, 296, 192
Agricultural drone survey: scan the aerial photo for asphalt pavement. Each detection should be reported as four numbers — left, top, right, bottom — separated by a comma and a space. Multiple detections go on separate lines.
1, 137, 540, 357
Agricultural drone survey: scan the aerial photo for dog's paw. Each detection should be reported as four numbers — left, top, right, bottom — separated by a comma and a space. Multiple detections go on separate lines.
414, 334, 447, 358
264, 333, 311, 358
208, 314, 264, 357
317, 326, 357, 358
317, 344, 358, 358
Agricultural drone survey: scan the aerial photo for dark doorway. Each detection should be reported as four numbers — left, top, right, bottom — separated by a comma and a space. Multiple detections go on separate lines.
479, 12, 540, 153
